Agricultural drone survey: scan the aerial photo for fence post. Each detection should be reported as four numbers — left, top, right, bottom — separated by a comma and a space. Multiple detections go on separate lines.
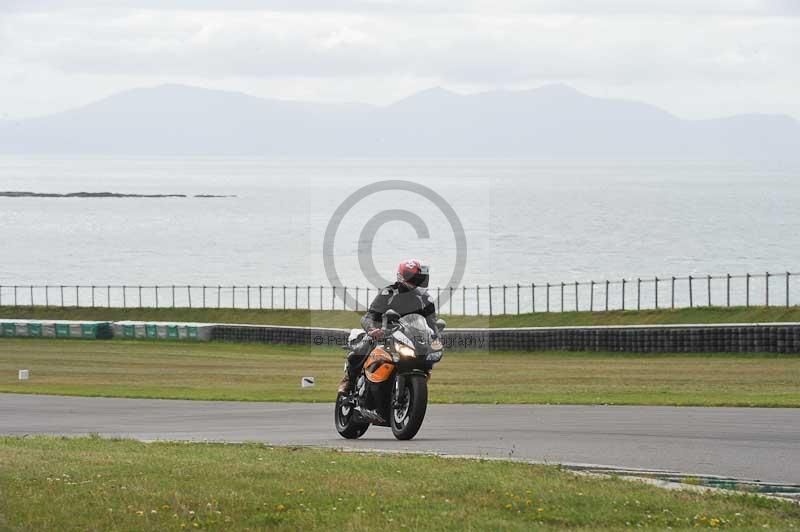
60, 285, 64, 308
30, 285, 34, 308
621, 279, 625, 311
589, 280, 594, 311
516, 284, 520, 315
365, 287, 370, 312
546, 283, 551, 312
531, 283, 535, 313
671, 277, 675, 308
319, 286, 323, 310
283, 285, 287, 310
294, 285, 298, 310
746, 273, 750, 307
14, 285, 18, 307
707, 275, 712, 307
233, 286, 237, 309
75, 285, 79, 307
258, 286, 262, 309
636, 278, 641, 310
45, 286, 49, 308
560, 282, 564, 312
155, 286, 159, 309
477, 286, 481, 315
787, 272, 791, 308
123, 286, 126, 308
138, 286, 142, 309
217, 285, 221, 309
202, 285, 206, 308
502, 285, 506, 315
271, 286, 275, 309
488, 285, 493, 316
604, 280, 609, 311
107, 285, 111, 308
188, 285, 192, 309
462, 286, 466, 315
765, 272, 770, 306
0, 285, 2, 307
331, 286, 335, 310
91, 285, 95, 308
355, 287, 359, 312
308, 285, 311, 310
654, 277, 658, 309
450, 286, 454, 315
726, 274, 730, 307
574, 281, 579, 311
247, 285, 250, 309
688, 276, 693, 308
171, 285, 175, 308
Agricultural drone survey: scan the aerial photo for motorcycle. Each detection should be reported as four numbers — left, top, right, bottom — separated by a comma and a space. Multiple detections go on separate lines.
335, 309, 445, 440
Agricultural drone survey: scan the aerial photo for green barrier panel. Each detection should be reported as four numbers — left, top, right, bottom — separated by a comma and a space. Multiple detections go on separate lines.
187, 326, 198, 339
123, 325, 136, 338
145, 324, 158, 338
167, 325, 179, 339
81, 324, 97, 338
28, 323, 43, 337
55, 324, 71, 338
2, 323, 16, 337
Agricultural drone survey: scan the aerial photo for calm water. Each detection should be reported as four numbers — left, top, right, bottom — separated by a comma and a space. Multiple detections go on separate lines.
0, 156, 798, 310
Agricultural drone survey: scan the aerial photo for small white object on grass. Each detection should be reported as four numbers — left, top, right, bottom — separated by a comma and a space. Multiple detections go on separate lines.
301, 376, 315, 388
18, 369, 29, 380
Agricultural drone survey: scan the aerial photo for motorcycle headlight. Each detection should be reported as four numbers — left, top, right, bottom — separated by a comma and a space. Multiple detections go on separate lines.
396, 342, 416, 359
428, 351, 443, 363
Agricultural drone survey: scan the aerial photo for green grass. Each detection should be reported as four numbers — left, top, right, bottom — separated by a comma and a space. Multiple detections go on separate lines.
1, 339, 799, 406
2, 305, 800, 328
0, 436, 797, 531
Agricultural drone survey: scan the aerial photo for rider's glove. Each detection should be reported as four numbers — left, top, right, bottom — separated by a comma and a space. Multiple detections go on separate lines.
367, 328, 385, 341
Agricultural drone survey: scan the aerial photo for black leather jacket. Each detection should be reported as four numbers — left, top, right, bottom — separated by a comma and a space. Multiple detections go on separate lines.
361, 282, 438, 334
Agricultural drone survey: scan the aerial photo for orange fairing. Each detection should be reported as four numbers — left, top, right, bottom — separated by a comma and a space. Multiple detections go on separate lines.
364, 347, 395, 383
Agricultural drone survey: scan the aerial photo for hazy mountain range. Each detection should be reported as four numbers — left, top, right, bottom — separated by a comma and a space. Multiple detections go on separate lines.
2, 83, 799, 160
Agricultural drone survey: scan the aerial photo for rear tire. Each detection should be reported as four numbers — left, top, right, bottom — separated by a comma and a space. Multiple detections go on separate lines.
335, 393, 370, 439
391, 375, 427, 440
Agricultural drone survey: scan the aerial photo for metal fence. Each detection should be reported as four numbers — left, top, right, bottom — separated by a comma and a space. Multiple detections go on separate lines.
1, 271, 798, 315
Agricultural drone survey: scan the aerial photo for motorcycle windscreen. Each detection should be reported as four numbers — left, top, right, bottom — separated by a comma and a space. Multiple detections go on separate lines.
398, 314, 433, 348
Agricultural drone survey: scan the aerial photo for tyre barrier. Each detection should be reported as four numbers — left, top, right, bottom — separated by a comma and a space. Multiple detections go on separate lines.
2, 319, 800, 352
112, 321, 214, 341
0, 319, 112, 339
211, 322, 800, 353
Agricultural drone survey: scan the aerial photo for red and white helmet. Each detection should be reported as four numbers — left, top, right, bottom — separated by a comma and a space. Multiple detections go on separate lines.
397, 259, 429, 288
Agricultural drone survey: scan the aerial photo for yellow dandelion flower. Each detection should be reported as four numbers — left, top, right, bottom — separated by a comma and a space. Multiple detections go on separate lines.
275, 504, 286, 512
162, 504, 170, 510
135, 510, 144, 516
504, 504, 513, 510
537, 508, 544, 513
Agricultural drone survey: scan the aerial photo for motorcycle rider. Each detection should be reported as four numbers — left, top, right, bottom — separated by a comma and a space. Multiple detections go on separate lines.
337, 259, 438, 395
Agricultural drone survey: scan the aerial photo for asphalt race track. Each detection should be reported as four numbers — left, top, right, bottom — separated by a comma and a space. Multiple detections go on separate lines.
2, 394, 797, 484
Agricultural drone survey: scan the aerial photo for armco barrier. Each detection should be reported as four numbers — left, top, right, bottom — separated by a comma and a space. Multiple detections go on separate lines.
211, 322, 800, 353
0, 319, 112, 339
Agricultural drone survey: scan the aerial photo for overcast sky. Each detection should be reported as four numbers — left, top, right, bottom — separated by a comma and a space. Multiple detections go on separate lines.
1, 0, 798, 120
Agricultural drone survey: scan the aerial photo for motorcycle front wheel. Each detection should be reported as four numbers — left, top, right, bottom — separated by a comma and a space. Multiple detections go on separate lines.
391, 375, 428, 440
334, 393, 370, 439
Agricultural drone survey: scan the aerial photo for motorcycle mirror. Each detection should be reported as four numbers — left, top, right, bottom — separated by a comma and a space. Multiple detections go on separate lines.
435, 319, 447, 332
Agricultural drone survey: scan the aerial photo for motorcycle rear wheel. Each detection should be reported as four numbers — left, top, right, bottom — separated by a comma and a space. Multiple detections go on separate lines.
391, 375, 428, 440
334, 393, 370, 439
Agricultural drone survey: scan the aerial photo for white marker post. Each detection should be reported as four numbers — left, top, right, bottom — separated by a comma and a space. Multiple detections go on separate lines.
301, 376, 315, 388
18, 369, 29, 380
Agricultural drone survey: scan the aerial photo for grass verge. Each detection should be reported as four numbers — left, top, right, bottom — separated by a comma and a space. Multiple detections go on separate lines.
1, 339, 799, 406
0, 436, 798, 531
2, 305, 800, 328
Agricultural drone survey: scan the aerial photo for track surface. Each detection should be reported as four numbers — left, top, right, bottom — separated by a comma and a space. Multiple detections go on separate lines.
2, 394, 798, 484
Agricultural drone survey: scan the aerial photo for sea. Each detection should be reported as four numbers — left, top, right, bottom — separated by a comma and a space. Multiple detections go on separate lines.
1, 156, 798, 311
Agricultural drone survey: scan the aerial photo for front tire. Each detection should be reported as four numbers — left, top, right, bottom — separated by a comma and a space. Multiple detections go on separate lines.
335, 393, 370, 439
391, 375, 428, 440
